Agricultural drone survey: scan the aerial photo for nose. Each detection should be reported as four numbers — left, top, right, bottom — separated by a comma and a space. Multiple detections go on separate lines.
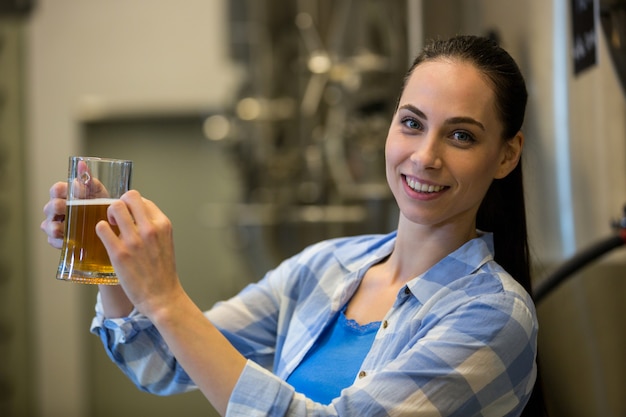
409, 136, 443, 170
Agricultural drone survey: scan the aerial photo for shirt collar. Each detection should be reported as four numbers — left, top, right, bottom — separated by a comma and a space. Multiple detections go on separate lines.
333, 231, 397, 272
333, 231, 496, 303
408, 232, 496, 304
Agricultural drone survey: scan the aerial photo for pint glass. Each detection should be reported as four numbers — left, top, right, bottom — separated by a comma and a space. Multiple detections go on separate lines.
57, 156, 133, 284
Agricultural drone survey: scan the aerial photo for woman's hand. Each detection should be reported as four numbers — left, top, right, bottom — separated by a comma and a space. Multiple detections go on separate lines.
95, 190, 184, 319
40, 160, 109, 248
41, 181, 69, 249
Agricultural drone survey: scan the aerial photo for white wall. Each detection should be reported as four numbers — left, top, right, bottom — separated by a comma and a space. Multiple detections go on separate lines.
25, 1, 238, 415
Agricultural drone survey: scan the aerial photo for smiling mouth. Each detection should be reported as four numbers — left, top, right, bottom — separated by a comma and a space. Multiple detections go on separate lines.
404, 176, 448, 193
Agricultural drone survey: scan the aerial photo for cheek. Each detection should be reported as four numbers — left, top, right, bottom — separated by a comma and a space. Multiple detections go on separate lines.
456, 158, 499, 194
384, 135, 404, 167
384, 138, 393, 167
384, 138, 400, 187
384, 145, 393, 180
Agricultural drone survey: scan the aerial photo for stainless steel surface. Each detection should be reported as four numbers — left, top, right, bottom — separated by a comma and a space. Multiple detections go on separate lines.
215, 0, 408, 271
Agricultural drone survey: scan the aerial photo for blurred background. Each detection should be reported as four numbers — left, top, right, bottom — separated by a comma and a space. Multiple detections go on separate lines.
1, 0, 625, 416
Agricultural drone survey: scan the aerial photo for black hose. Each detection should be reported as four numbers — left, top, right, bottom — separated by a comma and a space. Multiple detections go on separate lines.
533, 233, 626, 304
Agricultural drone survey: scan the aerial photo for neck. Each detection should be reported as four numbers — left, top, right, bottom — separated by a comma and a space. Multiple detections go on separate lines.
385, 215, 478, 285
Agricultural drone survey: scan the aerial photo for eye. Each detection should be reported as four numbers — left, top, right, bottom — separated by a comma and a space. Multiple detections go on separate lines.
401, 117, 422, 131
451, 130, 476, 146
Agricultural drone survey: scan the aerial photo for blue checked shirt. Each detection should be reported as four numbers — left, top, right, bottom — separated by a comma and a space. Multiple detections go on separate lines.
91, 231, 538, 417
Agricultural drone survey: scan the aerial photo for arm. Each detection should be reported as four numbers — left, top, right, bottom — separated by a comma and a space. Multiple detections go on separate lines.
99, 285, 134, 317
95, 190, 247, 416
43, 182, 280, 412
42, 181, 261, 413
148, 290, 247, 416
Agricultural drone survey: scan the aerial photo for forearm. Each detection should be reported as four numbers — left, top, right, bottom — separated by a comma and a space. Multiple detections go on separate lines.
148, 289, 247, 416
98, 284, 134, 318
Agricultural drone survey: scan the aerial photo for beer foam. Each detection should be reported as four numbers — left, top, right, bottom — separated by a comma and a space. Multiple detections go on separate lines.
67, 198, 118, 205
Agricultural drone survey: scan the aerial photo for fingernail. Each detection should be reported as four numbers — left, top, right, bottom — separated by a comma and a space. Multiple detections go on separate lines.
79, 171, 91, 184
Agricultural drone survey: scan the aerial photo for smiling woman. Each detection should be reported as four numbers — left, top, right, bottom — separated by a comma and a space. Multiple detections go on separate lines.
41, 35, 544, 417
386, 57, 523, 241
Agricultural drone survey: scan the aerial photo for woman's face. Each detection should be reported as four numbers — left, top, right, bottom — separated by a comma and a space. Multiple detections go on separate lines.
385, 59, 522, 232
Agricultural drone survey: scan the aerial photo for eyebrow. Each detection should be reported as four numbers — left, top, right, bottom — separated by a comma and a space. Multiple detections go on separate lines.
398, 104, 486, 131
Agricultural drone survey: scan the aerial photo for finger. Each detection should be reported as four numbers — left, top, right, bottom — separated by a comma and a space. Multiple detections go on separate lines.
45, 182, 68, 222
40, 214, 65, 237
106, 198, 137, 236
49, 181, 68, 199
138, 196, 163, 223
95, 219, 121, 256
119, 190, 149, 227
40, 212, 65, 249
122, 193, 173, 242
47, 236, 65, 249
71, 161, 110, 199
141, 197, 161, 215
43, 196, 66, 219
42, 192, 67, 247
141, 198, 173, 234
71, 161, 91, 198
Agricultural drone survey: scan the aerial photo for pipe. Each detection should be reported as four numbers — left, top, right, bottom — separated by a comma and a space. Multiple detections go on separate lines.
533, 227, 626, 303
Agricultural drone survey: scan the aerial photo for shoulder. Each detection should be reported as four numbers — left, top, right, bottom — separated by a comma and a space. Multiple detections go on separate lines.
443, 264, 538, 341
413, 235, 537, 333
293, 231, 396, 268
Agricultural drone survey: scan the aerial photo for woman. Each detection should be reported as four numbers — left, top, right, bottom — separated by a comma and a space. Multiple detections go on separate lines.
42, 35, 540, 416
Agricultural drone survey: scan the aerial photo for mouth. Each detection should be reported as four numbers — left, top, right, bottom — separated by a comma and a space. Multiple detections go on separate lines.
404, 175, 448, 193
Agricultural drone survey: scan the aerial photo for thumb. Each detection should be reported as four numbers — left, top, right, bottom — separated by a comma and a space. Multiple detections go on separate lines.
73, 160, 110, 198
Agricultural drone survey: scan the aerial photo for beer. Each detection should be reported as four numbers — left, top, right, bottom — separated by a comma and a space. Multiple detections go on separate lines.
56, 156, 132, 284
57, 198, 119, 284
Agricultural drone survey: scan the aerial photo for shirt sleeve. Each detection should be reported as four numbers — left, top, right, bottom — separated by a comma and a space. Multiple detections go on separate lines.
89, 253, 293, 395
90, 292, 197, 395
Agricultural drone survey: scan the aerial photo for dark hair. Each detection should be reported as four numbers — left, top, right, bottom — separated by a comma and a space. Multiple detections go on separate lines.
399, 35, 547, 417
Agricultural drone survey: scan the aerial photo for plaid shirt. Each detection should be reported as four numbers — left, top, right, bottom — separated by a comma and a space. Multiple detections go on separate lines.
91, 231, 537, 417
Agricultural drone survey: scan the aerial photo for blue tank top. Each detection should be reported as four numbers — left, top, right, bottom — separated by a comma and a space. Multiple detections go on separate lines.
286, 307, 381, 404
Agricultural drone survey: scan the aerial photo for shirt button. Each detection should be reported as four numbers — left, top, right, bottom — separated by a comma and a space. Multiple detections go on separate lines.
358, 371, 367, 378
382, 320, 388, 329
404, 287, 411, 295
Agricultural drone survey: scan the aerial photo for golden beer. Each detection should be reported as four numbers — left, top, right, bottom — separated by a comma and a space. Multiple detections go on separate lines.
57, 198, 119, 284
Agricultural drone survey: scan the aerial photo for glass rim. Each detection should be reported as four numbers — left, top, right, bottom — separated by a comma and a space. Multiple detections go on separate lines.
70, 156, 133, 164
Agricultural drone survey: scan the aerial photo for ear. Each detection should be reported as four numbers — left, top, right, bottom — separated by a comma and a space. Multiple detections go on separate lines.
494, 131, 524, 179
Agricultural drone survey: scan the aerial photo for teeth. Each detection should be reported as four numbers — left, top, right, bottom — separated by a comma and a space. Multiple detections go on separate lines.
406, 177, 445, 193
